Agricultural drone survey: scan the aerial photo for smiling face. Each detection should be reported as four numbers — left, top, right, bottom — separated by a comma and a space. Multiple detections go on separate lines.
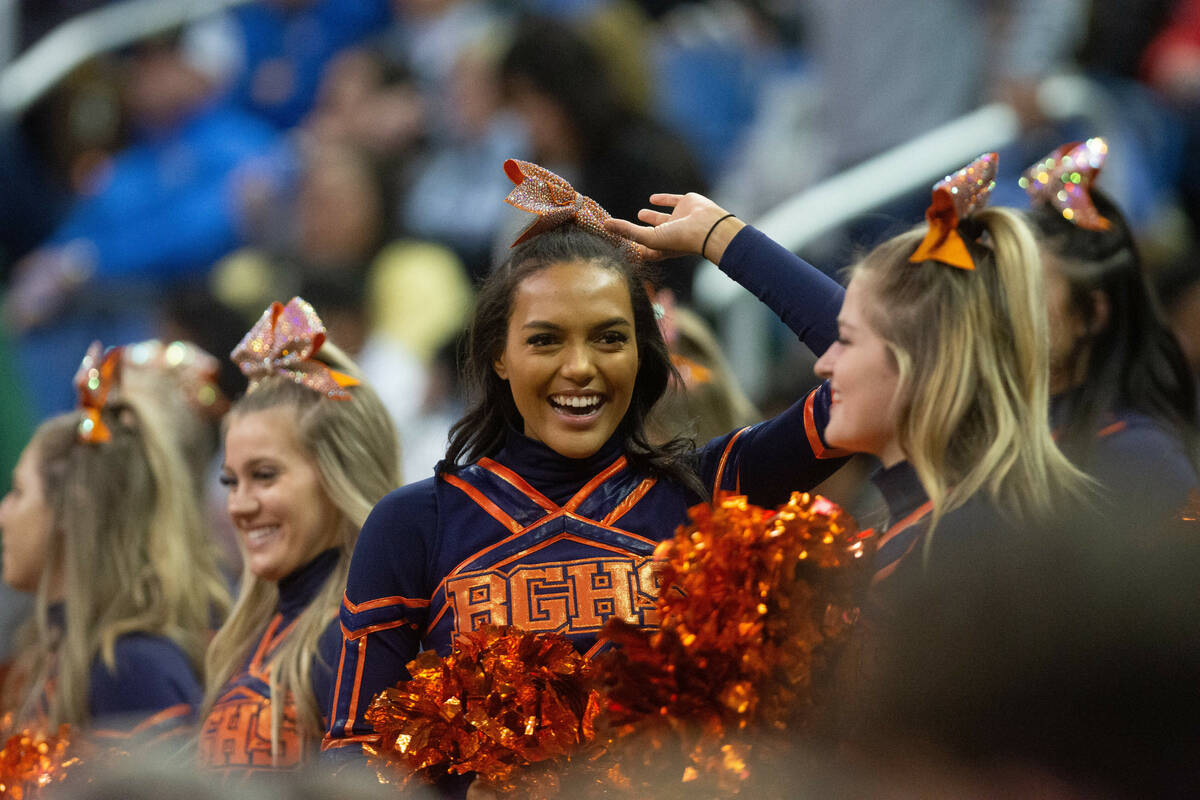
0, 441, 55, 593
493, 259, 640, 459
222, 407, 339, 582
814, 274, 904, 466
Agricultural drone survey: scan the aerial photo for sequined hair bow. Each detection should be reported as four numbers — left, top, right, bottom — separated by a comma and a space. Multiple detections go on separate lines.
124, 339, 230, 418
503, 158, 643, 263
909, 152, 998, 270
230, 296, 359, 400
74, 341, 122, 443
1020, 138, 1111, 231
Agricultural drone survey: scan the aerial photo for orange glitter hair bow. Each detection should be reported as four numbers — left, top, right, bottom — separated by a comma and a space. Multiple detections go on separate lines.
230, 296, 360, 400
909, 152, 998, 270
1020, 137, 1111, 231
502, 158, 643, 263
73, 341, 122, 443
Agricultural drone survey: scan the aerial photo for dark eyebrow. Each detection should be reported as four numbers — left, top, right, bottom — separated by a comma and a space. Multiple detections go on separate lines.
521, 317, 632, 332
590, 317, 632, 332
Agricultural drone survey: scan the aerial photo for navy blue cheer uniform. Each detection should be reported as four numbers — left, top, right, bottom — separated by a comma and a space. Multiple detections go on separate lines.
861, 460, 1021, 614
324, 226, 850, 752
1051, 394, 1198, 526
200, 548, 341, 777
21, 605, 201, 745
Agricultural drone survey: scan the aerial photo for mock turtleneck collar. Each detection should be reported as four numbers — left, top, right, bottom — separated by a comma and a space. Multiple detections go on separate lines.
870, 460, 929, 525
492, 427, 626, 504
278, 548, 339, 618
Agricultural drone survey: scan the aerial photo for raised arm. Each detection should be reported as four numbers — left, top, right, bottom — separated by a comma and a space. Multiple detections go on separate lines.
606, 193, 844, 355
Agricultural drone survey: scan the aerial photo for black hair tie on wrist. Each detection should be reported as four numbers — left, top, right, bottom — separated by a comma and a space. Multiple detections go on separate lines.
702, 213, 736, 262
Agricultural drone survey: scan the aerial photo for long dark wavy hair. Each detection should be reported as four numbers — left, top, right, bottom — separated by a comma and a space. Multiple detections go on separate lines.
443, 224, 705, 497
1028, 189, 1199, 465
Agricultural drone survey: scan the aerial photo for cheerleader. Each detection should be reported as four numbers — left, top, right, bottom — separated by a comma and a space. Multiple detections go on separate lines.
0, 343, 230, 742
607, 153, 1091, 605
324, 159, 851, 755
198, 297, 399, 777
1022, 138, 1199, 519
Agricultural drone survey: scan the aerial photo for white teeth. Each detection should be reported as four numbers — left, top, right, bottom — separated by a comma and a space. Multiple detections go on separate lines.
551, 394, 602, 409
245, 526, 278, 545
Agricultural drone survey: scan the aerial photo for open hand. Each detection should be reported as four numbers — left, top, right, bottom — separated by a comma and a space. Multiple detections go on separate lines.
605, 192, 743, 263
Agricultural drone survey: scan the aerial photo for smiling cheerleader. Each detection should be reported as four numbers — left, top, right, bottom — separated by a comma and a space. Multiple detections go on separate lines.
324, 159, 854, 761
198, 297, 399, 778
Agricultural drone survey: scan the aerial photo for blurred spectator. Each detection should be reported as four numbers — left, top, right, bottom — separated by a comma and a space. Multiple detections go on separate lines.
211, 138, 387, 323
201, 0, 392, 129
720, 0, 1086, 224
646, 298, 761, 445
1143, 0, 1200, 103
383, 0, 499, 104
499, 14, 706, 295
1080, 0, 1173, 80
358, 240, 473, 479
371, 2, 523, 278
0, 123, 72, 273
304, 46, 426, 171
808, 0, 1085, 168
1142, 0, 1200, 233
396, 26, 528, 278
4, 31, 285, 417
652, 2, 795, 184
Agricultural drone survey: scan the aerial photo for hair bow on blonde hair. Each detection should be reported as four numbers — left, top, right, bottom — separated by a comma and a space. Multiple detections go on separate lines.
124, 339, 230, 418
502, 158, 644, 263
1020, 138, 1111, 231
230, 296, 359, 400
73, 341, 123, 443
909, 152, 998, 270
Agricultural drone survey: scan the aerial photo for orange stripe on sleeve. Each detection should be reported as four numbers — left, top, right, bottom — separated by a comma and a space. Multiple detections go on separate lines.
91, 703, 192, 740
874, 500, 934, 552
322, 733, 379, 751
601, 477, 657, 526
343, 637, 368, 737
426, 601, 449, 635
870, 501, 935, 586
563, 457, 628, 512
130, 702, 191, 733
478, 458, 560, 512
870, 535, 922, 585
342, 592, 430, 614
444, 473, 523, 533
331, 635, 348, 727
441, 509, 564, 579
342, 618, 420, 641
805, 389, 853, 459
713, 426, 750, 497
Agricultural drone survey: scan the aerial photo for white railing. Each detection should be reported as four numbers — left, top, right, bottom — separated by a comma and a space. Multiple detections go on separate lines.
0, 0, 254, 118
696, 74, 1113, 400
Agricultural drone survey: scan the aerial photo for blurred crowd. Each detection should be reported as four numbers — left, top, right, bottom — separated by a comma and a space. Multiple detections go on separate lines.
2, 0, 1200, 462
0, 2, 1197, 795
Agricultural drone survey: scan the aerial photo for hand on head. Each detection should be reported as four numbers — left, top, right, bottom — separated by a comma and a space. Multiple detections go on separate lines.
604, 193, 745, 263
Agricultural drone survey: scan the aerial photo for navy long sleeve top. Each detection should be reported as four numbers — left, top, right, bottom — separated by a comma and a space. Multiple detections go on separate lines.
1050, 396, 1198, 525
25, 606, 202, 744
